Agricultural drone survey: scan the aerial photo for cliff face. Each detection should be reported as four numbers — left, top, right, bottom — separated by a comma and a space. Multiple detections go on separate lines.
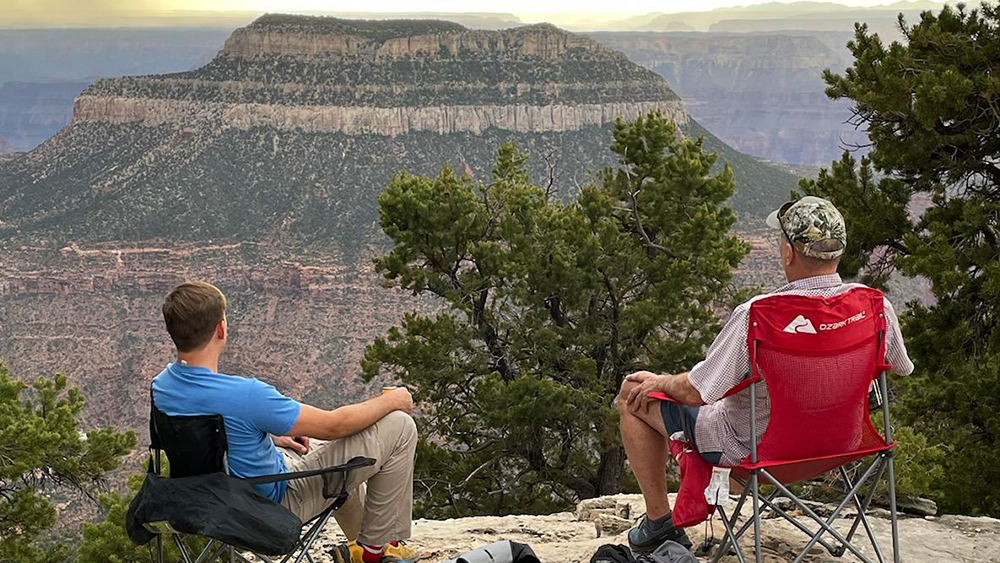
71, 96, 682, 136
592, 32, 864, 166
74, 17, 685, 136
0, 244, 427, 429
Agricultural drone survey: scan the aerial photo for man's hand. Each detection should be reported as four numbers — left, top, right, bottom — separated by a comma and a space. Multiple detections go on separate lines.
272, 435, 311, 454
384, 387, 414, 415
624, 371, 671, 413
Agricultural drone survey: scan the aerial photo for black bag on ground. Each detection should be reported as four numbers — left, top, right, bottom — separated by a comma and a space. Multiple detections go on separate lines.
590, 544, 635, 563
125, 471, 302, 556
636, 541, 698, 563
590, 542, 697, 563
443, 540, 541, 563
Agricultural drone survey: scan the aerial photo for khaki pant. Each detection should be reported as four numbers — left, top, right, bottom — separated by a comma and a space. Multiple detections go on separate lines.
278, 410, 416, 546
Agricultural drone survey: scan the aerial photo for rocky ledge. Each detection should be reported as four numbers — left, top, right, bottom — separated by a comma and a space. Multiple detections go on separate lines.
309, 494, 999, 562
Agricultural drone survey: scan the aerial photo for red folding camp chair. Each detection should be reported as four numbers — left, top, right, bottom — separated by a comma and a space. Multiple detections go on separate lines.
653, 287, 901, 563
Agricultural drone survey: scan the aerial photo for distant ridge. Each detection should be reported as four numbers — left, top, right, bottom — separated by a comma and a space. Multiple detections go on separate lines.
559, 0, 958, 31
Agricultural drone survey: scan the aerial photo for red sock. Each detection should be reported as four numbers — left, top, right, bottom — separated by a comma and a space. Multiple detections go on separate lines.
361, 541, 401, 563
361, 543, 382, 563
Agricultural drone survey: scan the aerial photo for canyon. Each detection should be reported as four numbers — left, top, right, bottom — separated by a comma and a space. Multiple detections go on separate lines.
592, 31, 863, 166
0, 15, 798, 434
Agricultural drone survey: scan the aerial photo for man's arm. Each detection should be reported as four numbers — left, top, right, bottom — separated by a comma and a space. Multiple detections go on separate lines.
285, 388, 413, 441
662, 372, 703, 405
624, 371, 704, 410
883, 298, 914, 376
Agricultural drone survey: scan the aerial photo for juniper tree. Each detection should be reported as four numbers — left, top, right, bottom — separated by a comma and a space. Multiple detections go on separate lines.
362, 111, 749, 518
801, 3, 1000, 514
0, 362, 135, 563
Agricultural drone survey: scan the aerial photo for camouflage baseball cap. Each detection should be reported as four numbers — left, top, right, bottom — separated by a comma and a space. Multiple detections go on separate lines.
765, 196, 847, 260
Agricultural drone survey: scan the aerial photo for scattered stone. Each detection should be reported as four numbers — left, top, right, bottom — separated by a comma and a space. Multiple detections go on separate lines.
897, 496, 937, 517
869, 508, 892, 519
615, 502, 631, 521
937, 514, 1000, 535
594, 514, 633, 537
311, 493, 1000, 562
576, 497, 617, 521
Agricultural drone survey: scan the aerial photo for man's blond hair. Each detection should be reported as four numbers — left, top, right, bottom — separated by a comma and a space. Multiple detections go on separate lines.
162, 281, 227, 352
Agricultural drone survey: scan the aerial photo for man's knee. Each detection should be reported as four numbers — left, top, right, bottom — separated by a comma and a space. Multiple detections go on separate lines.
383, 410, 417, 446
617, 379, 639, 412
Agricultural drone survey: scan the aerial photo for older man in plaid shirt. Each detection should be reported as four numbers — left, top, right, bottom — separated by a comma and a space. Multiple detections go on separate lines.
617, 197, 914, 553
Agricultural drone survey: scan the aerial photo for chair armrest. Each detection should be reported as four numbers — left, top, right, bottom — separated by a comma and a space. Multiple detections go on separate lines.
243, 456, 376, 486
648, 373, 760, 405
647, 391, 684, 404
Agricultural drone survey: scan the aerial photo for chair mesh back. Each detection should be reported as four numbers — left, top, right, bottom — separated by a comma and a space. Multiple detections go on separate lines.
755, 340, 882, 461
150, 401, 228, 478
748, 287, 889, 464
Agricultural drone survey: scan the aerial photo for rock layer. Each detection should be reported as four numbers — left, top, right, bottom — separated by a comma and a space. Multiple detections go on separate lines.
72, 96, 687, 136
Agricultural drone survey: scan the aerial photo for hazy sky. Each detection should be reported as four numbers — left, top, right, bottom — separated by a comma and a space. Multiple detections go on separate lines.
7, 0, 917, 18
187, 0, 904, 13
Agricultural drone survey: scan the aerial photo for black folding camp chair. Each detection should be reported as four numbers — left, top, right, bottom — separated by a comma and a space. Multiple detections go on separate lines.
142, 397, 375, 563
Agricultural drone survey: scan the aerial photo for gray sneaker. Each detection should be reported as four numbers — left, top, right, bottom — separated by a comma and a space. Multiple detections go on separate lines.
627, 513, 692, 554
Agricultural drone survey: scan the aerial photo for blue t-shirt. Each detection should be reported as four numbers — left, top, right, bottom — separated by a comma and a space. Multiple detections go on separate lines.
151, 362, 301, 502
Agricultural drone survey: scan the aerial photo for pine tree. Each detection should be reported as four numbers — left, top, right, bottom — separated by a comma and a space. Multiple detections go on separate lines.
802, 3, 1000, 514
362, 111, 749, 517
0, 362, 135, 562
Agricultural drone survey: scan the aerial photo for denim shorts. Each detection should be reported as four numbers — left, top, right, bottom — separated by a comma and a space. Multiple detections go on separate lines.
660, 401, 723, 465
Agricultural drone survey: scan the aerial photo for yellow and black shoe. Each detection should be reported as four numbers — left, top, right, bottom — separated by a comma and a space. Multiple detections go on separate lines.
330, 541, 368, 563
381, 540, 419, 562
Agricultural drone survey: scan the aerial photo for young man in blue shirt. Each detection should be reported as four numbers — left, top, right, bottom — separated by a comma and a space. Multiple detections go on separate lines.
152, 281, 417, 563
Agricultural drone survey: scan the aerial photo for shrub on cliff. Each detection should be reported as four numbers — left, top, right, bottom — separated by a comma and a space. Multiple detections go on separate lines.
0, 362, 135, 563
362, 111, 749, 518
802, 2, 1000, 514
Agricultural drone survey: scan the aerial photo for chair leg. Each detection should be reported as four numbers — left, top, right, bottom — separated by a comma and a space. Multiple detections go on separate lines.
174, 534, 194, 563
765, 465, 878, 563
751, 470, 762, 563
886, 451, 901, 563
716, 506, 749, 563
292, 512, 330, 563
745, 490, 839, 555
839, 459, 888, 563
192, 539, 216, 563
157, 535, 164, 563
841, 456, 887, 545
281, 503, 337, 563
711, 485, 751, 563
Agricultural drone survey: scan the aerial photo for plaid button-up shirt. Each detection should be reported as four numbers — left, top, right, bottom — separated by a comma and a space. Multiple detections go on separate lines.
689, 273, 914, 465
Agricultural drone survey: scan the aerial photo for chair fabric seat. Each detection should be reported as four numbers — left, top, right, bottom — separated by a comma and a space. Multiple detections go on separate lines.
728, 441, 895, 484
127, 471, 302, 556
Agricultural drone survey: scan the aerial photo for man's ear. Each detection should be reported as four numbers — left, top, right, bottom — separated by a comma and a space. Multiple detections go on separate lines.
217, 319, 227, 341
781, 240, 795, 269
